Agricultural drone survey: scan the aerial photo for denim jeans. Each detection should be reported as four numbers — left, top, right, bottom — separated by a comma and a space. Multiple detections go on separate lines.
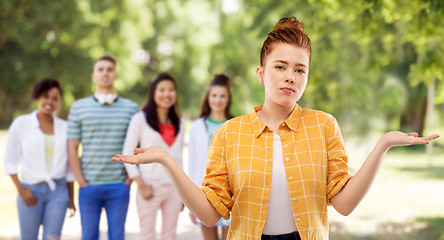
79, 182, 130, 240
17, 179, 69, 240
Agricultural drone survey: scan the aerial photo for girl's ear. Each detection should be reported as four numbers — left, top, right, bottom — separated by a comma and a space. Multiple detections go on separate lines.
256, 66, 264, 84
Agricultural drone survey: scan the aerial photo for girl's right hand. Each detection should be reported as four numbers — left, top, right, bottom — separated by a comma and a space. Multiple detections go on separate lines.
112, 146, 169, 165
138, 183, 154, 200
19, 187, 38, 206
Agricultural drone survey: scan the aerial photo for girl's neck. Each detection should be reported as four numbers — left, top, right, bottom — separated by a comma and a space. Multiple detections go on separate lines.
157, 107, 170, 124
257, 102, 294, 134
209, 111, 226, 122
37, 111, 54, 124
37, 111, 54, 134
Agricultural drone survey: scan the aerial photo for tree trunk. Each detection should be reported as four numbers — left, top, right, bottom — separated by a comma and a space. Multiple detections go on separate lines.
400, 99, 427, 136
426, 82, 435, 166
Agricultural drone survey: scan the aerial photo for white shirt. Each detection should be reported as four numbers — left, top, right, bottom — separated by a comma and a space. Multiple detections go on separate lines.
262, 134, 298, 234
187, 118, 209, 186
123, 111, 185, 183
3, 111, 75, 190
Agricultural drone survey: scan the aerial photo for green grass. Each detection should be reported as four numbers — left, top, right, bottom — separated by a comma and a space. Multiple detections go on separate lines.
328, 148, 444, 239
330, 217, 444, 240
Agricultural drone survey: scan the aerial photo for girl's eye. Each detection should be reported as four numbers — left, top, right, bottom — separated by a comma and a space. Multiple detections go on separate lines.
276, 66, 284, 70
296, 69, 305, 74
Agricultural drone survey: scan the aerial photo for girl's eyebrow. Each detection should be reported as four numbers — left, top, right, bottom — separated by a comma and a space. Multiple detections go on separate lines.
274, 60, 308, 69
274, 60, 289, 65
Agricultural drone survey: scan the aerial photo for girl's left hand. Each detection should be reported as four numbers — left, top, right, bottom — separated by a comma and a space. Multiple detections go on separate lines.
68, 199, 76, 217
112, 147, 169, 165
380, 131, 439, 149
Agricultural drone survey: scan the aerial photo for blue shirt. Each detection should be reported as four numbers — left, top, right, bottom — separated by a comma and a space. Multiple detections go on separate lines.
67, 96, 139, 184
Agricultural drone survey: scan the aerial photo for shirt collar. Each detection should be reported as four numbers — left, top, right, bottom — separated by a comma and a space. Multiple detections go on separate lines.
249, 104, 303, 138
31, 110, 40, 128
31, 110, 60, 130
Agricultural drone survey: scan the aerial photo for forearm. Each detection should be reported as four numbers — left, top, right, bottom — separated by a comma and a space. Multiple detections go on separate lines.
67, 140, 87, 185
162, 155, 221, 226
331, 140, 388, 215
112, 146, 224, 226
68, 154, 85, 184
67, 182, 74, 202
9, 174, 24, 193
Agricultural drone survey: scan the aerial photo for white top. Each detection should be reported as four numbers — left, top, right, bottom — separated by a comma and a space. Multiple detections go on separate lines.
187, 118, 209, 186
3, 111, 75, 191
123, 111, 185, 184
43, 133, 55, 173
262, 134, 298, 234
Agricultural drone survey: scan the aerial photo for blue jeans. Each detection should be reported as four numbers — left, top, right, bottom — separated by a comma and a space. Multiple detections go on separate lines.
17, 179, 69, 240
79, 182, 130, 240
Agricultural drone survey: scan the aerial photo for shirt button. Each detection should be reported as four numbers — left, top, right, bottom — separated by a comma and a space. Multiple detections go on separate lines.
291, 197, 296, 201
281, 123, 285, 126
289, 176, 293, 180
285, 157, 289, 162
296, 217, 301, 222
281, 130, 285, 134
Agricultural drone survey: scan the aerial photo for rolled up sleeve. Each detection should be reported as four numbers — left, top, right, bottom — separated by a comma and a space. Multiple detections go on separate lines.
201, 125, 233, 220
325, 115, 353, 203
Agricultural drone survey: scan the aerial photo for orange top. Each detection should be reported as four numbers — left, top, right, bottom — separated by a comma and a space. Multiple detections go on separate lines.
202, 104, 352, 239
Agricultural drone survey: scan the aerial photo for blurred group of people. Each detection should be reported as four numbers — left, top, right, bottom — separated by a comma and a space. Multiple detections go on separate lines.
4, 54, 232, 240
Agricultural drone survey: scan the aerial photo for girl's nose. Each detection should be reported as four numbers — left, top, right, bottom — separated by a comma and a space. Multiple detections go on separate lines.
285, 74, 295, 83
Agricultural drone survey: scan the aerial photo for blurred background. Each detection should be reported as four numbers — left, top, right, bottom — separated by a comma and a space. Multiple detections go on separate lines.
1, 0, 444, 239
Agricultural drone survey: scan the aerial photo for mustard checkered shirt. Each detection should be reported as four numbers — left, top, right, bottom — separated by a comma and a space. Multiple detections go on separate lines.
201, 104, 352, 240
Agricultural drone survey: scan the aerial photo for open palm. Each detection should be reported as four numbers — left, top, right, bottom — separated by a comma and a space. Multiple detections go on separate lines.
111, 146, 168, 165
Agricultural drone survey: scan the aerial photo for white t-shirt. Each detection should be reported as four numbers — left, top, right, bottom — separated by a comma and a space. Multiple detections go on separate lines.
262, 134, 298, 234
3, 111, 75, 190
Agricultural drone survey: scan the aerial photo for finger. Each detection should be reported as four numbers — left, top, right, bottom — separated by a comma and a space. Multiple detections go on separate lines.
407, 132, 419, 138
134, 148, 146, 154
112, 154, 140, 164
414, 134, 440, 142
116, 155, 140, 164
70, 208, 76, 217
112, 154, 132, 163
423, 134, 440, 140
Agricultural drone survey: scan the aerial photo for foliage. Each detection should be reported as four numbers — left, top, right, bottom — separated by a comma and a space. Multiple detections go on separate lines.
1, 0, 443, 135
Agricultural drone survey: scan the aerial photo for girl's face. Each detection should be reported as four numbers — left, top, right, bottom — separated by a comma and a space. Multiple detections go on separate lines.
37, 87, 61, 116
154, 80, 177, 110
208, 85, 229, 114
256, 43, 309, 108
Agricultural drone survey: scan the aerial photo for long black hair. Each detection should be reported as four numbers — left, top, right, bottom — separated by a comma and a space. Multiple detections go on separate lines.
142, 73, 180, 135
199, 74, 233, 120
